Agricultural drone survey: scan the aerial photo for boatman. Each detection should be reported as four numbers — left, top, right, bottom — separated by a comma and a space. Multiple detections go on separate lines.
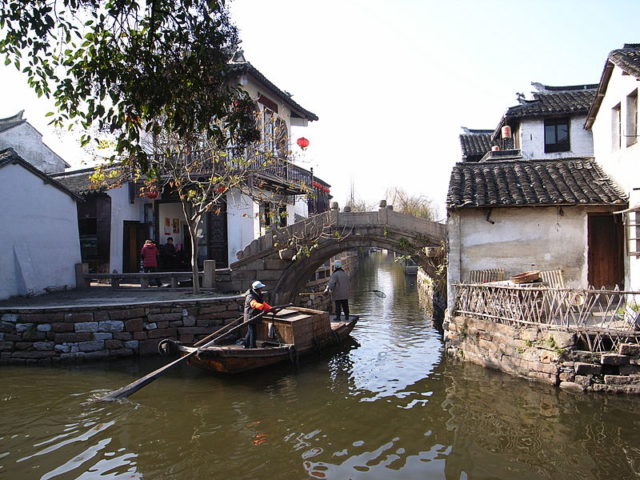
325, 260, 350, 321
243, 280, 274, 348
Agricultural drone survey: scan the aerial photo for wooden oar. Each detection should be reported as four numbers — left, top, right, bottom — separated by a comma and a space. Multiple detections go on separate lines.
299, 290, 386, 298
99, 304, 292, 402
192, 316, 243, 347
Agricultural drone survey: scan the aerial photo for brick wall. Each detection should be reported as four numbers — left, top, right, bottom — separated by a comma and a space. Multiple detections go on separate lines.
444, 314, 640, 394
0, 295, 245, 365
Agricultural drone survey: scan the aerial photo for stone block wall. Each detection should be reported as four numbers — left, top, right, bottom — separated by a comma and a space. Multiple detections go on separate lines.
417, 269, 435, 318
416, 268, 445, 328
0, 295, 245, 365
445, 314, 640, 394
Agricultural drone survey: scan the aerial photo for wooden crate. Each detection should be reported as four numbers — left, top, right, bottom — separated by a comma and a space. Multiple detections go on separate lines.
256, 307, 330, 349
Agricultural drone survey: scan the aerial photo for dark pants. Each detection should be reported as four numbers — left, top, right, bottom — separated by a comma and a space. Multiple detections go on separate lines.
144, 266, 161, 286
335, 300, 349, 320
243, 322, 257, 348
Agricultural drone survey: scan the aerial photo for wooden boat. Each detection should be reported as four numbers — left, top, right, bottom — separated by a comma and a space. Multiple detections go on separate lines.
176, 306, 358, 374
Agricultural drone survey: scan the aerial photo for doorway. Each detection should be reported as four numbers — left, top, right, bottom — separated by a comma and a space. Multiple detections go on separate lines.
207, 204, 229, 267
587, 213, 624, 289
123, 221, 147, 273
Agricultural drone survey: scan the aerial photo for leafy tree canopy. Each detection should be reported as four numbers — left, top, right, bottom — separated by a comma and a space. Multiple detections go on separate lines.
0, 0, 259, 170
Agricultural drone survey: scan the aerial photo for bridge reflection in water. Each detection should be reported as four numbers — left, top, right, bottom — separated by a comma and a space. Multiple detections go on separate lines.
1, 254, 639, 479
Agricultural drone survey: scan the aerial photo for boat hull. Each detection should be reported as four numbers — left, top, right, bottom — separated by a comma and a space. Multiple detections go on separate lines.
179, 315, 358, 374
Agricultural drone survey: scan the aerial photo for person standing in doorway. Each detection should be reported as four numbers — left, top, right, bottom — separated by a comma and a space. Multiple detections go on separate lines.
141, 240, 161, 286
161, 237, 177, 270
325, 260, 350, 321
243, 280, 274, 348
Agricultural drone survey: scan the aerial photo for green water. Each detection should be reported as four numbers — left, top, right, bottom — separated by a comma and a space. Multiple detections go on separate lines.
2, 253, 640, 479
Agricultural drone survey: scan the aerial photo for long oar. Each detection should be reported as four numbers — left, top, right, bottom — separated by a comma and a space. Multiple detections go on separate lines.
99, 305, 291, 402
299, 290, 386, 298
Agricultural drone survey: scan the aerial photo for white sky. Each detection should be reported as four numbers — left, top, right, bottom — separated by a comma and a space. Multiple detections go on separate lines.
2, 0, 640, 218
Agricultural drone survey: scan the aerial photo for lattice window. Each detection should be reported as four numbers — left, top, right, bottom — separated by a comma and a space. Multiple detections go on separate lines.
624, 210, 640, 256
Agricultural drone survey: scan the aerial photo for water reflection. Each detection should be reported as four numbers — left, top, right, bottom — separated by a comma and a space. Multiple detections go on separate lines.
1, 253, 640, 479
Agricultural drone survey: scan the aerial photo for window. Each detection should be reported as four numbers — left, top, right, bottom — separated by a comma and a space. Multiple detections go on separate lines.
624, 210, 640, 256
263, 108, 275, 153
260, 202, 287, 233
612, 103, 622, 151
627, 90, 638, 147
544, 118, 570, 153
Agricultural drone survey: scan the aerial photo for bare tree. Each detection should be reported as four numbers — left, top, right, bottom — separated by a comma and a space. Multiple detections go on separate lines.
91, 114, 296, 294
385, 187, 435, 220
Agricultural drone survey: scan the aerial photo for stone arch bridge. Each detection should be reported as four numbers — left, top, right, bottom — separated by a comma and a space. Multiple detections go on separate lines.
226, 205, 446, 305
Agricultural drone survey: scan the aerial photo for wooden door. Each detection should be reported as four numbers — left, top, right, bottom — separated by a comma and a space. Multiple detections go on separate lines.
207, 202, 228, 267
588, 214, 624, 288
123, 221, 145, 273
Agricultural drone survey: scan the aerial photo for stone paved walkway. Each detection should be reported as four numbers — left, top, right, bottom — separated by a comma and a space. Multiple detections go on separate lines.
0, 285, 233, 309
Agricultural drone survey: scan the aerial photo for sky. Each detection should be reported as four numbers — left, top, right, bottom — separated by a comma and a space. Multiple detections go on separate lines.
2, 0, 640, 219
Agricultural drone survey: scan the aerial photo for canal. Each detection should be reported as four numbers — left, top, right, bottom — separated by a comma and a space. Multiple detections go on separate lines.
2, 253, 640, 479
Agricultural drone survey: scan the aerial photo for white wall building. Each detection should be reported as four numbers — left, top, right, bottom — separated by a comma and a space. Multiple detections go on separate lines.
492, 83, 597, 161
448, 81, 629, 309
585, 43, 640, 290
53, 53, 331, 273
0, 111, 69, 174
446, 158, 626, 308
0, 149, 81, 300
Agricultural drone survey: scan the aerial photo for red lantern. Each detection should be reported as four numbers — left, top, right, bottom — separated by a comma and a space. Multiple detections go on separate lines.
145, 190, 159, 199
501, 125, 512, 139
296, 137, 310, 149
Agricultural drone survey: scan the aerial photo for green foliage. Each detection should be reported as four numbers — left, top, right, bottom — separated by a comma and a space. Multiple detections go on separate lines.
398, 237, 414, 251
0, 0, 259, 170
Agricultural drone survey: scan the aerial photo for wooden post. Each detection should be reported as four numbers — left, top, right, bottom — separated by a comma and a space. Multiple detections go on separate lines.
140, 275, 149, 288
75, 263, 89, 289
203, 260, 216, 289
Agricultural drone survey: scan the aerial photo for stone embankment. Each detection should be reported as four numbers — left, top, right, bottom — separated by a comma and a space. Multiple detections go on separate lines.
416, 268, 446, 327
445, 314, 640, 394
0, 296, 245, 365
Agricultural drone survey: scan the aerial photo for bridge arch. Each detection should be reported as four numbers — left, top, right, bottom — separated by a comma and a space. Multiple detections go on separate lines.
229, 207, 446, 305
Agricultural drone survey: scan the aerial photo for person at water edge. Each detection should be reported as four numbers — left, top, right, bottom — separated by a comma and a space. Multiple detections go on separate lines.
325, 260, 350, 321
140, 240, 161, 286
243, 281, 274, 348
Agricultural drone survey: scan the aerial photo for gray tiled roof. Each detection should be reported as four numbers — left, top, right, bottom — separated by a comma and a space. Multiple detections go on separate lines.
447, 157, 627, 209
460, 129, 493, 161
503, 84, 597, 120
230, 61, 318, 122
0, 110, 27, 133
609, 43, 640, 78
51, 167, 111, 194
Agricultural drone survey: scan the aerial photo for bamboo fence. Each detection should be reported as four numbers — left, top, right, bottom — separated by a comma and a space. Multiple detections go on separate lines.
453, 283, 640, 352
